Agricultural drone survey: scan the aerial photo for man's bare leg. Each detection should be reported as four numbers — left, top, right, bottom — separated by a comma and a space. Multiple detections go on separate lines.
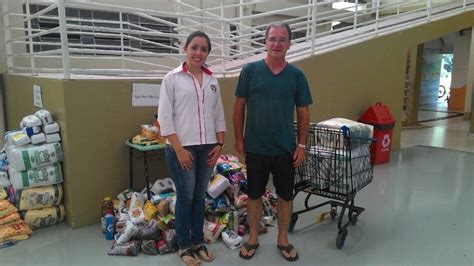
240, 197, 262, 257
277, 197, 298, 259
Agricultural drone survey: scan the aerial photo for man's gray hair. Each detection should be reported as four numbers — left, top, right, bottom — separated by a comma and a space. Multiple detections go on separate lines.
265, 23, 292, 41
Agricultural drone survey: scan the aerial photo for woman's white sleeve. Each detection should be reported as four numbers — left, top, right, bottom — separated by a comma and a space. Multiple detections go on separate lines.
158, 74, 176, 136
214, 81, 227, 133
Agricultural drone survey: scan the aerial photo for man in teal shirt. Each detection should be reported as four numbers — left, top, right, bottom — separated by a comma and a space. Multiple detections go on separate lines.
233, 23, 312, 262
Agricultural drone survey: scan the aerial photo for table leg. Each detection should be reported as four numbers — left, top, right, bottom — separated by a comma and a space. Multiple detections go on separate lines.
142, 151, 151, 200
129, 147, 133, 189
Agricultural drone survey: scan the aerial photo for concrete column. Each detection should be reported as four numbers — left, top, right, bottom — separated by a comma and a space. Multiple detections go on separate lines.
465, 27, 474, 120
0, 3, 7, 147
403, 44, 423, 126
0, 2, 6, 74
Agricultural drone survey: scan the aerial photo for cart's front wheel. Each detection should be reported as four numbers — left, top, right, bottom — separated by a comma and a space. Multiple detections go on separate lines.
351, 214, 358, 226
336, 229, 348, 249
289, 213, 298, 232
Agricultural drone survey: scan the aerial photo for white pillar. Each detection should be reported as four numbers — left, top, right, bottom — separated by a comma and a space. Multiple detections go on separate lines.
465, 27, 474, 119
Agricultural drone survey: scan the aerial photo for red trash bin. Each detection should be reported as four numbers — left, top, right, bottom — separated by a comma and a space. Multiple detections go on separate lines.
359, 102, 395, 165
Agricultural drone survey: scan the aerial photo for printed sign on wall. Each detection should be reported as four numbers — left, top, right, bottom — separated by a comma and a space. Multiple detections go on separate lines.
33, 85, 43, 108
132, 83, 160, 107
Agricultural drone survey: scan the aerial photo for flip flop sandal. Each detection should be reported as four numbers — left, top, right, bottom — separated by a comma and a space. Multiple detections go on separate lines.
277, 244, 299, 262
239, 242, 259, 260
179, 248, 200, 266
193, 245, 214, 262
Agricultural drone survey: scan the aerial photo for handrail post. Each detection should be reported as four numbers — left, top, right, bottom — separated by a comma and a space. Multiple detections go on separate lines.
57, 0, 70, 79
306, 0, 311, 39
353, 0, 358, 31
375, 0, 379, 34
25, 0, 36, 75
2, 0, 13, 73
220, 0, 226, 76
311, 0, 316, 55
175, 0, 183, 57
427, 0, 432, 22
119, 11, 125, 71
239, 0, 244, 59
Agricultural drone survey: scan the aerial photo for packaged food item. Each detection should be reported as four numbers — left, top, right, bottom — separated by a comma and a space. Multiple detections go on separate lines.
207, 174, 230, 199
9, 163, 63, 190
117, 189, 133, 202
0, 240, 17, 249
130, 192, 145, 209
108, 240, 140, 256
0, 188, 7, 200
141, 240, 158, 255
20, 204, 65, 229
203, 220, 225, 244
43, 122, 60, 134
34, 109, 53, 125
221, 229, 243, 249
144, 201, 158, 221
16, 184, 63, 211
156, 229, 178, 254
0, 220, 32, 242
45, 133, 61, 143
129, 207, 145, 224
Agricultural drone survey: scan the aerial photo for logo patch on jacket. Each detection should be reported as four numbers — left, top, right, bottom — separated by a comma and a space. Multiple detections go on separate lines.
210, 84, 217, 93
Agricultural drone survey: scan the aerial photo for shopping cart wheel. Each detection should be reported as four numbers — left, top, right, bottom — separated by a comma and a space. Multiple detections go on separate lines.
336, 229, 348, 249
289, 213, 298, 232
350, 214, 358, 226
330, 208, 337, 221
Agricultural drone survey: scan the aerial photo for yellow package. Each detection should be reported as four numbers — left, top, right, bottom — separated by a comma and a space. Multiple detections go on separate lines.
0, 188, 6, 200
0, 221, 32, 242
143, 201, 158, 221
0, 212, 20, 225
0, 205, 18, 219
0, 200, 11, 210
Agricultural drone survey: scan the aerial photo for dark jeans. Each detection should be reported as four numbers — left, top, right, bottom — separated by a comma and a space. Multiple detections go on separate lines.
165, 144, 214, 249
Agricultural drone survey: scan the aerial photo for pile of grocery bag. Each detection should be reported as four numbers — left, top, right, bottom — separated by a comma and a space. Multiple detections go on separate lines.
2, 109, 65, 234
106, 154, 278, 256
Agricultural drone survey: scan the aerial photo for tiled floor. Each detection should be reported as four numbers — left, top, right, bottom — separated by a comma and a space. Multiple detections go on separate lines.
1, 115, 473, 266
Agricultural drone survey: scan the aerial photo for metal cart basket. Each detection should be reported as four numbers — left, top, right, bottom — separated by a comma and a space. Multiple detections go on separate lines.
290, 123, 374, 249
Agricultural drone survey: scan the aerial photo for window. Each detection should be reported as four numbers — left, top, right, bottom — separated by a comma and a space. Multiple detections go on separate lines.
25, 4, 179, 55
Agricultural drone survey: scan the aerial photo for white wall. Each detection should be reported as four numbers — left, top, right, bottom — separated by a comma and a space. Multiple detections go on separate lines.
451, 30, 472, 88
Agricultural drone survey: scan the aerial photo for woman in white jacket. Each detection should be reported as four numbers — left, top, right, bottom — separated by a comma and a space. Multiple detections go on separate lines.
158, 31, 226, 266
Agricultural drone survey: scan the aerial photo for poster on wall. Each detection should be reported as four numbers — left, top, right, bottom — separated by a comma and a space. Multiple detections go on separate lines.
33, 85, 43, 108
132, 83, 160, 107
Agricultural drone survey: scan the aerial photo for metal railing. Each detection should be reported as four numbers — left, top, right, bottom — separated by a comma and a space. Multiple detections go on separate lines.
2, 0, 473, 79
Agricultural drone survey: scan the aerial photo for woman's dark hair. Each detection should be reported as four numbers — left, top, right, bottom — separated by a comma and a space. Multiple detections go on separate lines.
184, 31, 212, 52
265, 23, 292, 41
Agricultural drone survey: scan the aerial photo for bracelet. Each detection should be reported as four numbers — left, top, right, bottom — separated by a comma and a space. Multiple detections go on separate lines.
298, 144, 306, 149
216, 143, 225, 147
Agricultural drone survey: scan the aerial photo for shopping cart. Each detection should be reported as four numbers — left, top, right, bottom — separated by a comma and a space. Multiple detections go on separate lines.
290, 123, 374, 249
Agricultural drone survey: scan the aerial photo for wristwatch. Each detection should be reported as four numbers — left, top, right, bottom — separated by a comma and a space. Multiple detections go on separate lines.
298, 144, 306, 149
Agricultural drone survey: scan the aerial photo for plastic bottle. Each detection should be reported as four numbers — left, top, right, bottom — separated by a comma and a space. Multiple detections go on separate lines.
101, 196, 114, 234
105, 214, 115, 240
101, 196, 114, 217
